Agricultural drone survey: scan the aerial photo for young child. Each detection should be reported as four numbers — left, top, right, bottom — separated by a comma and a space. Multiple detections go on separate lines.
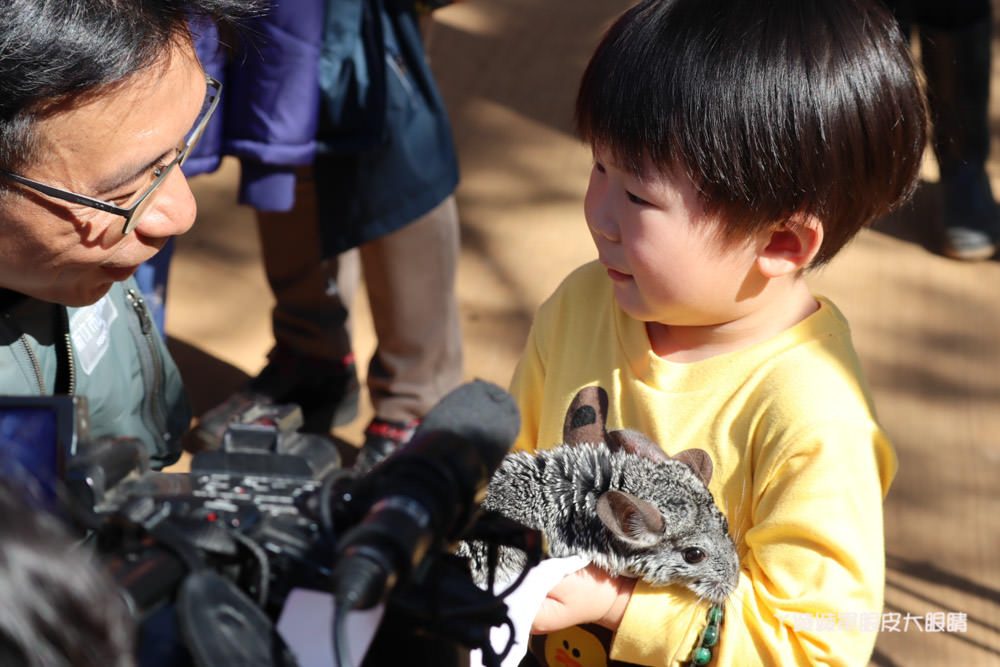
508, 0, 927, 665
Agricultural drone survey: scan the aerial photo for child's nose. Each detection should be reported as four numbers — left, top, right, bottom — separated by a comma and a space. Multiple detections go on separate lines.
588, 204, 621, 243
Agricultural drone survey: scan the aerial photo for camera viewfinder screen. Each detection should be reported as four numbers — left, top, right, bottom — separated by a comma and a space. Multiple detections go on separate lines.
0, 400, 68, 511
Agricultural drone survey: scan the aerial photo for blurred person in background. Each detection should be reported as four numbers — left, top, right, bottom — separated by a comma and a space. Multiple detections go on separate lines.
185, 0, 464, 469
886, 0, 999, 260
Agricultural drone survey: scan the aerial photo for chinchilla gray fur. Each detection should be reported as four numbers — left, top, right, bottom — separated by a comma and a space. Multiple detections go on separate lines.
458, 439, 739, 605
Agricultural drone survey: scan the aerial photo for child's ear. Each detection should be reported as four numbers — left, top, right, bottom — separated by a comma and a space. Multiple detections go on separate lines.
756, 215, 824, 278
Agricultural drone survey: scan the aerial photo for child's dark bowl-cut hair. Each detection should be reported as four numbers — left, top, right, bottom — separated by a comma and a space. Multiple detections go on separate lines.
575, 0, 928, 266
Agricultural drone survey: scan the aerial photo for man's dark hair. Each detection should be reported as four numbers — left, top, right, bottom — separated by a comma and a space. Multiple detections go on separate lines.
575, 0, 929, 266
0, 482, 135, 667
0, 0, 262, 172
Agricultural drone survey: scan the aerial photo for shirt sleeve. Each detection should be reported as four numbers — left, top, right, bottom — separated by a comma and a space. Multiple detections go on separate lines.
611, 421, 896, 666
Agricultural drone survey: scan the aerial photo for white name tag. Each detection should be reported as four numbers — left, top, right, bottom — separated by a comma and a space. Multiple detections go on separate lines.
70, 293, 119, 375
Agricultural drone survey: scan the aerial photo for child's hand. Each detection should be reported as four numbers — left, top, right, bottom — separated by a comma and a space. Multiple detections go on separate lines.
531, 564, 636, 634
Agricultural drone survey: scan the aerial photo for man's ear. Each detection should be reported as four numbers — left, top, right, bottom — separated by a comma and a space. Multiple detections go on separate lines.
756, 215, 823, 278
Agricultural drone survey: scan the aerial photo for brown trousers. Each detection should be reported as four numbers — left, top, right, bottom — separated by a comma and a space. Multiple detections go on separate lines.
255, 168, 464, 423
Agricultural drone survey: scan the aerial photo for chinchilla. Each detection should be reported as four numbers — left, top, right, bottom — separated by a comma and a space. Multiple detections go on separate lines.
457, 433, 739, 606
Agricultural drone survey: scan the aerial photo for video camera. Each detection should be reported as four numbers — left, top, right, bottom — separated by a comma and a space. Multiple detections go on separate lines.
0, 381, 542, 667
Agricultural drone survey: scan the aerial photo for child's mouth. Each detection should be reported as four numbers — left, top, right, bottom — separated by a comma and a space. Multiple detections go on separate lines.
606, 266, 631, 282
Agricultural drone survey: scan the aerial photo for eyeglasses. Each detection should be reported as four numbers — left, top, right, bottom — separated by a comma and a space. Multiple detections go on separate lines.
0, 75, 222, 235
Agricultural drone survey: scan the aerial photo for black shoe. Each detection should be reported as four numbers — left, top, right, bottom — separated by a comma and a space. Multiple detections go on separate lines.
353, 417, 420, 472
940, 165, 999, 261
191, 346, 360, 450
942, 225, 996, 261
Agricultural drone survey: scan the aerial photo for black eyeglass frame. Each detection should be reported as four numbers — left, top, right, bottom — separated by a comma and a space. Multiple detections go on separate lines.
0, 75, 222, 235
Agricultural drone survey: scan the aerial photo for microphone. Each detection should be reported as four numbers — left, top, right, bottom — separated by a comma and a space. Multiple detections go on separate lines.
329, 380, 519, 611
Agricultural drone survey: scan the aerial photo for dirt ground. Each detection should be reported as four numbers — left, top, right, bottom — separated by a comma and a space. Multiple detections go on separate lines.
164, 1, 1000, 664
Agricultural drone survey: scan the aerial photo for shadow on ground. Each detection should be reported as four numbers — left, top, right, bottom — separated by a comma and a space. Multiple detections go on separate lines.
166, 337, 363, 467
166, 337, 249, 416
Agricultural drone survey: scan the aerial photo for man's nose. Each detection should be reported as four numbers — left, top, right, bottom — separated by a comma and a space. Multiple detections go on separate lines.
132, 167, 197, 239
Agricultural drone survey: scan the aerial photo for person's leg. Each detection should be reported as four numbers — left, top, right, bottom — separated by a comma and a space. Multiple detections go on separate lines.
916, 2, 998, 259
192, 167, 360, 448
354, 194, 464, 469
257, 167, 355, 361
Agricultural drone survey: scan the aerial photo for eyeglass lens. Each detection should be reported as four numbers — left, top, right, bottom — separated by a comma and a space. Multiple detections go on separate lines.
120, 79, 219, 234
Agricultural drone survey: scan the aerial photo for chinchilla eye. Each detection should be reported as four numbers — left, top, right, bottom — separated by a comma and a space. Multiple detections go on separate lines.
683, 547, 707, 564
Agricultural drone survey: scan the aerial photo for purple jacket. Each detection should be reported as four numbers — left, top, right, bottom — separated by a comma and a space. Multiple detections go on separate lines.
185, 1, 325, 212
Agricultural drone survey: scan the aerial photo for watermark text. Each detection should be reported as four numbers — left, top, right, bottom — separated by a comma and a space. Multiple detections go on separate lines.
782, 611, 968, 633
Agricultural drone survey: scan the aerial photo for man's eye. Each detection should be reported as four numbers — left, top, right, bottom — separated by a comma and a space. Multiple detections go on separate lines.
109, 191, 137, 206
626, 191, 650, 205
153, 148, 181, 178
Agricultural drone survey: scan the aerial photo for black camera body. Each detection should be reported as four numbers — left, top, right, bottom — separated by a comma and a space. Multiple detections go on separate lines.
49, 381, 537, 667
90, 406, 342, 620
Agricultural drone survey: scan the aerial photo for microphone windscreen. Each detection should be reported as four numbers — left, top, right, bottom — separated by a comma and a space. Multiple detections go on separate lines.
412, 380, 520, 472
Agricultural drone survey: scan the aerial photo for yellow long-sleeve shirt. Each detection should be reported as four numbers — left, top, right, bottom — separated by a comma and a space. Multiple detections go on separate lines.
509, 261, 897, 667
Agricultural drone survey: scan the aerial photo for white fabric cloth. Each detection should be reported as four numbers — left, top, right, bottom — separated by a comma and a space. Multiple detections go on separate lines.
470, 555, 590, 667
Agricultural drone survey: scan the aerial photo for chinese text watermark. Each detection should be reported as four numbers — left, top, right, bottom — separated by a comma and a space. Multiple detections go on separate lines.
782, 611, 968, 633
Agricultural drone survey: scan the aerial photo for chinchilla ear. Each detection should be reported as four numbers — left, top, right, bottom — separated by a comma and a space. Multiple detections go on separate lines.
670, 449, 713, 486
562, 386, 610, 447
605, 429, 670, 462
596, 490, 665, 548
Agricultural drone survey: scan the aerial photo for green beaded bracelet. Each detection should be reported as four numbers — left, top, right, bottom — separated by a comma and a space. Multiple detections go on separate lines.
688, 605, 724, 666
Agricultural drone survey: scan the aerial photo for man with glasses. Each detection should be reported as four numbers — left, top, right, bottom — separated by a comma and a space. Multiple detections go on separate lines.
0, 1, 257, 467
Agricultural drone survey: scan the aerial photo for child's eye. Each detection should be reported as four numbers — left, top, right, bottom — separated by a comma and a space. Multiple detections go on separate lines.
594, 162, 606, 174
626, 191, 650, 205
